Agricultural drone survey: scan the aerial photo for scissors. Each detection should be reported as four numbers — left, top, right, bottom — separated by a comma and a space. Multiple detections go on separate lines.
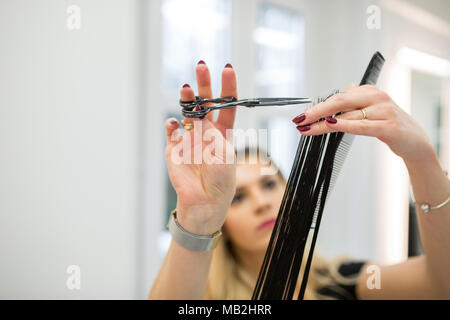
180, 96, 312, 118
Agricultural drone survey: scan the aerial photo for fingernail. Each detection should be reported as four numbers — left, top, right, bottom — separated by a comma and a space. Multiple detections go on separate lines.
296, 125, 310, 132
224, 63, 233, 69
182, 83, 190, 88
197, 60, 206, 65
292, 114, 306, 124
170, 119, 178, 124
193, 104, 205, 111
325, 117, 337, 124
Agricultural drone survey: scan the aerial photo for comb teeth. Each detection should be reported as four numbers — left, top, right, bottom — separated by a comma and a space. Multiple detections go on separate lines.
310, 133, 354, 228
311, 184, 324, 229
329, 134, 354, 192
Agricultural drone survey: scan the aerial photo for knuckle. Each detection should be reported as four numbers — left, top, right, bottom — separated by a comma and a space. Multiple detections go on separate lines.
379, 104, 393, 119
318, 120, 329, 132
305, 105, 317, 118
381, 104, 396, 117
361, 84, 377, 91
359, 119, 371, 131
346, 82, 357, 90
337, 112, 351, 120
166, 130, 176, 142
373, 89, 390, 101
332, 93, 346, 102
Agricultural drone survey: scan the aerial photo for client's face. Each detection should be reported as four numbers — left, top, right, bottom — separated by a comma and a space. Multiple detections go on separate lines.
223, 156, 285, 253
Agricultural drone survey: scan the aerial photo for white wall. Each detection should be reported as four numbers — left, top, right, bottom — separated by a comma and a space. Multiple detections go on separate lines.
0, 0, 139, 299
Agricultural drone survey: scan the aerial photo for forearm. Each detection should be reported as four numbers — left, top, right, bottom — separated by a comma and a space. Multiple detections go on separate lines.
404, 144, 450, 295
148, 205, 225, 300
148, 239, 213, 299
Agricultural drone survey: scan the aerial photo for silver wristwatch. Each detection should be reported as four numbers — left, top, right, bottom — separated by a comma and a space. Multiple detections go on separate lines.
167, 209, 222, 251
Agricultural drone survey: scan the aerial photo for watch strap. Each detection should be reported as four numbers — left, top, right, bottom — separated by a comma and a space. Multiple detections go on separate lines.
167, 209, 222, 251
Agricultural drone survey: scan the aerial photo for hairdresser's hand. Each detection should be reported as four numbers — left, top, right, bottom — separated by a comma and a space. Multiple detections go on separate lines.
292, 83, 435, 163
165, 62, 237, 236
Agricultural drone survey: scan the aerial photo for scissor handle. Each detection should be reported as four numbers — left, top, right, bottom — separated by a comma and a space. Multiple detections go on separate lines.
179, 96, 237, 109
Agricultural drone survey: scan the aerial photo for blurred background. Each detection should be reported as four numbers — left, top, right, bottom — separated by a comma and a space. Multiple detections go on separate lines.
0, 0, 449, 299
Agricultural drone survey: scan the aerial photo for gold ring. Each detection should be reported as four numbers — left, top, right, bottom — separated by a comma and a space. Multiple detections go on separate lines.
181, 119, 194, 131
360, 108, 368, 120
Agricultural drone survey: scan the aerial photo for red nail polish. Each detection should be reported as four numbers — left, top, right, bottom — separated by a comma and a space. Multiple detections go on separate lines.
170, 119, 178, 124
325, 117, 337, 124
197, 60, 206, 65
194, 104, 205, 111
225, 63, 233, 68
193, 104, 205, 119
182, 83, 190, 88
296, 125, 310, 132
292, 114, 306, 124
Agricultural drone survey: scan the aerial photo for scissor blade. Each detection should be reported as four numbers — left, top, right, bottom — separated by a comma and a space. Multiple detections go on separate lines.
247, 97, 312, 107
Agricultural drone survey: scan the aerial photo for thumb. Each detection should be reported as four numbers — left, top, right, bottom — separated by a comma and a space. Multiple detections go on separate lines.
165, 118, 181, 147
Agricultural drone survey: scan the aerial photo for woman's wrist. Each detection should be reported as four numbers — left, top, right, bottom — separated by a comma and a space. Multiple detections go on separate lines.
403, 142, 450, 208
402, 141, 438, 169
175, 204, 227, 236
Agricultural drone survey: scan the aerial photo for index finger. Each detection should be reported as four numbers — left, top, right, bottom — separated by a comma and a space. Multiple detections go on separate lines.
301, 86, 375, 126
